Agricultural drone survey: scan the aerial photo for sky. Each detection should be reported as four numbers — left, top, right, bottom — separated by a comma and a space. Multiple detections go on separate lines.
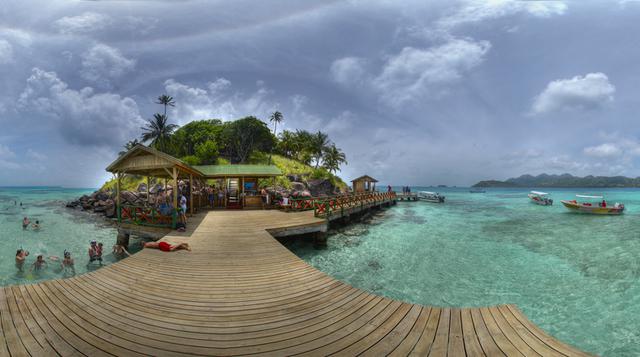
1, 0, 640, 187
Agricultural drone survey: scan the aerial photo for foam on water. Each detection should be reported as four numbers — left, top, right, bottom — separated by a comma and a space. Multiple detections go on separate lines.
0, 187, 127, 286
283, 187, 640, 356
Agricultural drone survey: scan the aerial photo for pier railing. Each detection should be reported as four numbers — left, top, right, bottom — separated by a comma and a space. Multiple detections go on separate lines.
118, 204, 177, 228
288, 192, 396, 218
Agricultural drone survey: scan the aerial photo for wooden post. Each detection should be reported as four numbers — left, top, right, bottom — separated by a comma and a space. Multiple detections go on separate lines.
172, 167, 178, 228
189, 174, 194, 215
116, 172, 121, 222
146, 176, 150, 205
241, 176, 245, 208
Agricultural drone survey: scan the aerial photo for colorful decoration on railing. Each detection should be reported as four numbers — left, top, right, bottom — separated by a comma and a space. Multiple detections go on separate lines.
289, 192, 396, 218
119, 205, 176, 228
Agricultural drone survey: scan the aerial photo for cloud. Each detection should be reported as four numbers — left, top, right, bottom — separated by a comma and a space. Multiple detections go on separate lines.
437, 0, 567, 30
54, 12, 112, 34
26, 149, 47, 161
18, 68, 143, 147
330, 57, 367, 86
0, 40, 14, 64
163, 78, 277, 123
0, 144, 20, 169
80, 44, 136, 87
532, 73, 615, 114
373, 38, 491, 105
584, 143, 622, 158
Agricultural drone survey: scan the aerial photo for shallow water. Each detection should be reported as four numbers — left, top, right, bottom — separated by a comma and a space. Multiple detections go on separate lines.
283, 187, 640, 356
0, 187, 131, 286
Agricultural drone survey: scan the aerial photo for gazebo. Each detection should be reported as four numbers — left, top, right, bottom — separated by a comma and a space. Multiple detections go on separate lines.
351, 175, 378, 193
106, 145, 206, 228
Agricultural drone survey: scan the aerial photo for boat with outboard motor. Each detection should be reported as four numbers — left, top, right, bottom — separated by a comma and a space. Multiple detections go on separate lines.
560, 194, 624, 215
418, 191, 445, 203
528, 191, 553, 206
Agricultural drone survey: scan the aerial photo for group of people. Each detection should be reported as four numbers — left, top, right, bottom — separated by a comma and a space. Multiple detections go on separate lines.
22, 217, 41, 230
401, 186, 412, 194
205, 185, 227, 208
154, 188, 189, 230
15, 249, 75, 274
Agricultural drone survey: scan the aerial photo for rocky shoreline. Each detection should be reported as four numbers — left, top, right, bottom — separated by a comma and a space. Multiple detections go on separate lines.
65, 175, 342, 217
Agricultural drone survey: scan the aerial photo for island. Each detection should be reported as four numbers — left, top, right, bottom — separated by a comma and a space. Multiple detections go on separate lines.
473, 173, 640, 188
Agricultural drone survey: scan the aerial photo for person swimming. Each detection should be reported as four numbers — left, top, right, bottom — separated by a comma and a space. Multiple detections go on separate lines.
88, 240, 103, 265
15, 249, 29, 271
22, 217, 30, 230
30, 254, 47, 271
32, 220, 40, 230
112, 244, 131, 258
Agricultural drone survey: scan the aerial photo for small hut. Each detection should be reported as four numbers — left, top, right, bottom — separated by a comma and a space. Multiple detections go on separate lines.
351, 175, 378, 193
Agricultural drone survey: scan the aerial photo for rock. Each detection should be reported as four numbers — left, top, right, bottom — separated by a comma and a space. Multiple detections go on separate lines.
149, 183, 164, 194
66, 201, 79, 208
93, 205, 107, 213
105, 203, 116, 218
82, 203, 93, 210
290, 182, 306, 192
120, 191, 139, 204
287, 174, 303, 182
137, 183, 148, 192
92, 191, 110, 201
307, 179, 335, 197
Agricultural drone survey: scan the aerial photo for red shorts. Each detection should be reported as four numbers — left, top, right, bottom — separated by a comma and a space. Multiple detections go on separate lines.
158, 241, 171, 252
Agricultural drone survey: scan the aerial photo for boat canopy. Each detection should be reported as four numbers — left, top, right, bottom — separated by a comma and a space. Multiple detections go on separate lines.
420, 191, 436, 195
530, 191, 548, 195
576, 194, 603, 199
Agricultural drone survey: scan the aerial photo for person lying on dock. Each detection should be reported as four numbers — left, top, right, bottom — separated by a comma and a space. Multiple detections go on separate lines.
141, 241, 191, 252
112, 244, 131, 257
15, 249, 29, 271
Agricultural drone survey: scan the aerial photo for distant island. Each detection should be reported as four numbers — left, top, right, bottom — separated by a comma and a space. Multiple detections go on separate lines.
473, 173, 640, 188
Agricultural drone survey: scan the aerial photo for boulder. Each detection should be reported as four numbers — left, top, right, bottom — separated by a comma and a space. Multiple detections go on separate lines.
82, 203, 93, 210
290, 182, 306, 192
120, 191, 139, 204
149, 183, 164, 194
92, 191, 110, 201
105, 203, 116, 218
93, 205, 107, 213
307, 179, 335, 197
287, 174, 303, 182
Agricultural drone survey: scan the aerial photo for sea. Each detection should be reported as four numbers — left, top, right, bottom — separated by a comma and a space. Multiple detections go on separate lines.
283, 187, 640, 356
1, 186, 639, 355
0, 187, 127, 286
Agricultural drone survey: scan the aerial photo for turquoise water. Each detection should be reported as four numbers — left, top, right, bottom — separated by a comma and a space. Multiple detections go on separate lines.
0, 187, 123, 286
283, 187, 640, 356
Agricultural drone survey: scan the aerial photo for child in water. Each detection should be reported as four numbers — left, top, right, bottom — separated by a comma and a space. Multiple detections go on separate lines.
32, 220, 40, 230
30, 254, 47, 271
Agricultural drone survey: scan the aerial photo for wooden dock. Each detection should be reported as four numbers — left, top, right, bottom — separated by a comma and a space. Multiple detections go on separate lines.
396, 193, 419, 201
0, 210, 590, 356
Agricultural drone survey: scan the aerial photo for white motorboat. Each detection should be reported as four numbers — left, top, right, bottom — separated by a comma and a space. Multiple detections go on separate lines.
528, 191, 553, 206
418, 191, 445, 203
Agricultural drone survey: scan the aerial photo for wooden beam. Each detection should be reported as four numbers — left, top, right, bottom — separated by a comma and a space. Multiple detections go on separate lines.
116, 172, 121, 222
172, 167, 178, 211
189, 174, 194, 215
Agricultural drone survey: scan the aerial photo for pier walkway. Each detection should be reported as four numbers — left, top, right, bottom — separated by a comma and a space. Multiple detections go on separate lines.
0, 210, 589, 356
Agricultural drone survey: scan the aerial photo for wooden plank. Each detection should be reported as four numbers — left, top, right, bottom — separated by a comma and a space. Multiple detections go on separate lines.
460, 308, 485, 357
448, 308, 465, 357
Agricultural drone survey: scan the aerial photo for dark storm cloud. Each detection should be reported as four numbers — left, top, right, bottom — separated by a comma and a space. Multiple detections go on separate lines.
0, 0, 639, 187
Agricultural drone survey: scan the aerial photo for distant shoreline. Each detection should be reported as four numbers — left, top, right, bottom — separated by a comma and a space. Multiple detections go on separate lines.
473, 173, 640, 188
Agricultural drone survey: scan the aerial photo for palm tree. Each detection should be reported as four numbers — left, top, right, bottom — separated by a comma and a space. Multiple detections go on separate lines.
155, 94, 175, 116
269, 111, 283, 136
311, 131, 330, 169
268, 111, 284, 165
140, 113, 178, 153
323, 145, 347, 174
119, 139, 140, 156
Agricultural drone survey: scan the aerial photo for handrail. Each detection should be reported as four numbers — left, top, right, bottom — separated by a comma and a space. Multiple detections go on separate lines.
284, 192, 396, 217
118, 204, 177, 228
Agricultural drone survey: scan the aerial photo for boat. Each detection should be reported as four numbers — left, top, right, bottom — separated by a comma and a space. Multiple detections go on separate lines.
469, 189, 486, 193
528, 191, 553, 206
418, 191, 445, 203
560, 195, 624, 215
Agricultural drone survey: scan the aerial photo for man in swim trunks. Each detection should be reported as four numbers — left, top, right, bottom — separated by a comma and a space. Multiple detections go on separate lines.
141, 241, 191, 252
112, 244, 131, 258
